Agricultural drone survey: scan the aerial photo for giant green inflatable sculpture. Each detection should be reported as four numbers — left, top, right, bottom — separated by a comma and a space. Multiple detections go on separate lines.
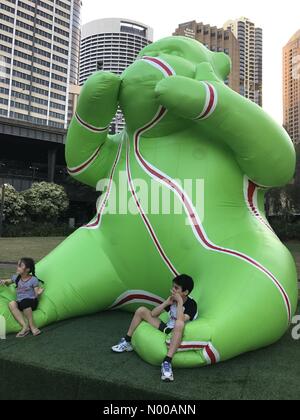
0, 37, 298, 367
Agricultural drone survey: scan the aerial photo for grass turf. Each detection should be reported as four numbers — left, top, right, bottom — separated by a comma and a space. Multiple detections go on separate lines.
0, 237, 299, 279
0, 306, 300, 400
0, 237, 65, 263
0, 266, 14, 279
0, 238, 299, 399
0, 238, 299, 277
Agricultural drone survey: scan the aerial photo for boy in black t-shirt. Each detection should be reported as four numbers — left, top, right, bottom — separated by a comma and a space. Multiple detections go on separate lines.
112, 274, 198, 382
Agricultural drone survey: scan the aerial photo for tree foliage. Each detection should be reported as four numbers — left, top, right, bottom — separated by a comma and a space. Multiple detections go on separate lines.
0, 184, 27, 225
21, 182, 69, 222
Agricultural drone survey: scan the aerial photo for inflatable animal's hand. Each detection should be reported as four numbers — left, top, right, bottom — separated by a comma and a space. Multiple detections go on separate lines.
66, 71, 121, 188
154, 61, 295, 188
77, 71, 120, 127
0, 36, 297, 370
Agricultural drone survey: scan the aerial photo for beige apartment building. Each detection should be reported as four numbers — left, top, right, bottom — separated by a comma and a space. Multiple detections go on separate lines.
173, 20, 240, 93
174, 18, 263, 106
283, 30, 300, 145
224, 17, 263, 106
0, 0, 81, 129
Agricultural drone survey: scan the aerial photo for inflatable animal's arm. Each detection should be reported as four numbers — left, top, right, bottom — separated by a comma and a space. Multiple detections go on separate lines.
65, 72, 121, 188
155, 62, 296, 188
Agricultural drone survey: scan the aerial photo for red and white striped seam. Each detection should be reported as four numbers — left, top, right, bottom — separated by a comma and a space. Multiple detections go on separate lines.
194, 82, 218, 120
75, 112, 108, 133
84, 142, 123, 229
141, 56, 176, 77
67, 144, 104, 176
244, 177, 274, 234
109, 290, 165, 310
126, 138, 179, 277
166, 339, 220, 365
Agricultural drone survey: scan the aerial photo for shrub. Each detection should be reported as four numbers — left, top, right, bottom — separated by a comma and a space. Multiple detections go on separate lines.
0, 184, 27, 225
2, 221, 76, 237
22, 182, 69, 222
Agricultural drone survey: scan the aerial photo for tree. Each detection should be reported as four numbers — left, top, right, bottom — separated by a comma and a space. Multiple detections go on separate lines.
22, 182, 69, 222
0, 184, 27, 225
267, 143, 300, 218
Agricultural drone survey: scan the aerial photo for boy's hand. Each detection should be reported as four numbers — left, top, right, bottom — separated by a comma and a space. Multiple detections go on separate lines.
165, 296, 174, 306
172, 293, 183, 305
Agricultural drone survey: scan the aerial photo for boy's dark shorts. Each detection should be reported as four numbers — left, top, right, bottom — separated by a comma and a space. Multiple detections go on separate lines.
17, 299, 38, 312
159, 321, 173, 335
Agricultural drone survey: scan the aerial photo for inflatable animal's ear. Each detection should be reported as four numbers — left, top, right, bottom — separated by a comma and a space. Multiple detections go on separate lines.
211, 52, 231, 81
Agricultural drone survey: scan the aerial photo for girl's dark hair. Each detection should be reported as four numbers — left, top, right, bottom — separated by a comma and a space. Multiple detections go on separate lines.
173, 274, 194, 294
15, 257, 44, 288
19, 257, 36, 276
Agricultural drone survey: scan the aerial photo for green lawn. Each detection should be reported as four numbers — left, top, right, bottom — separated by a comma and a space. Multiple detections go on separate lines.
0, 266, 14, 279
0, 237, 66, 279
0, 237, 65, 263
0, 237, 299, 281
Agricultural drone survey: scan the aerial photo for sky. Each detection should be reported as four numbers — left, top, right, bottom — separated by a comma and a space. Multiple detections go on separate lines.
81, 0, 300, 124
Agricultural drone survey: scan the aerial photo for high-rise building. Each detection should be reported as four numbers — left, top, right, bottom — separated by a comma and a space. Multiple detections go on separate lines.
173, 21, 240, 93
283, 30, 300, 145
224, 17, 263, 106
0, 0, 81, 129
79, 18, 153, 133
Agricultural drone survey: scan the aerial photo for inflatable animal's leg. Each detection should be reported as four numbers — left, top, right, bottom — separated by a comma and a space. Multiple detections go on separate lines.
131, 251, 297, 368
132, 317, 213, 367
0, 229, 125, 333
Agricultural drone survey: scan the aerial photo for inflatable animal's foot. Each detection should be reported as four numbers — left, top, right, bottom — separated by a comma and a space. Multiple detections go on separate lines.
0, 287, 19, 333
1, 228, 126, 334
132, 317, 215, 368
131, 276, 296, 369
0, 286, 52, 333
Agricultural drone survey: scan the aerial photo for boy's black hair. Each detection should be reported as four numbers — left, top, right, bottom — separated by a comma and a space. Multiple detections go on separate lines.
15, 257, 44, 288
173, 274, 194, 294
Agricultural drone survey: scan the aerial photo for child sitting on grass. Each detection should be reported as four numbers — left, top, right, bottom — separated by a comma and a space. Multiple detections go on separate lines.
0, 257, 44, 338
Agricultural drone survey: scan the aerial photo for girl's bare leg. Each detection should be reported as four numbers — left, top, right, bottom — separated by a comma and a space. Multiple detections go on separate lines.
8, 301, 28, 333
23, 308, 39, 333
